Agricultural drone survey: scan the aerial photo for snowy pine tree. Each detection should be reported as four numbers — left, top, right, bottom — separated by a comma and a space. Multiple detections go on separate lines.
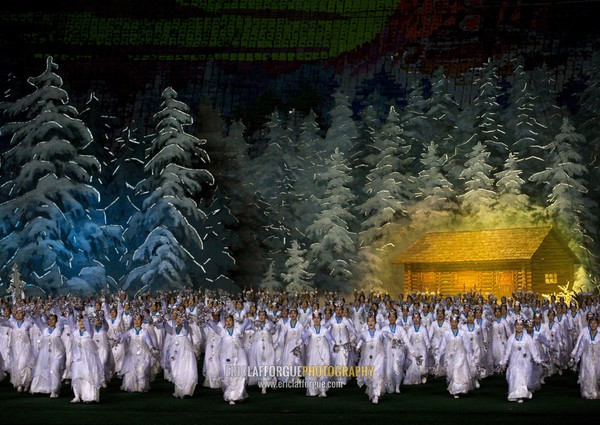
425, 67, 462, 160
324, 89, 358, 156
307, 148, 357, 291
493, 152, 543, 227
0, 57, 119, 295
410, 141, 458, 226
503, 58, 547, 182
124, 87, 214, 292
530, 117, 598, 279
259, 261, 281, 292
358, 106, 412, 247
458, 142, 497, 221
282, 240, 314, 295
468, 59, 508, 170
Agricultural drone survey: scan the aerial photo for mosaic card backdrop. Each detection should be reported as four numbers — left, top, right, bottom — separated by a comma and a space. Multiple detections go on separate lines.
0, 1, 599, 296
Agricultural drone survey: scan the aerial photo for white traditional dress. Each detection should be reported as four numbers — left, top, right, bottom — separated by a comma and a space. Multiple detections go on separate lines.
381, 322, 413, 393
0, 316, 35, 391
164, 322, 198, 398
302, 324, 334, 396
436, 327, 476, 397
325, 315, 357, 385
247, 320, 277, 389
276, 318, 304, 383
356, 327, 386, 403
404, 322, 430, 385
69, 318, 104, 403
210, 319, 252, 403
30, 317, 66, 396
119, 325, 156, 393
202, 319, 223, 389
490, 317, 511, 368
571, 326, 600, 399
429, 319, 450, 377
501, 332, 542, 402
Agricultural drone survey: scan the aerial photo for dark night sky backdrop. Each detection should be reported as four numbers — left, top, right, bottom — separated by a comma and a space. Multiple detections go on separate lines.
1, 0, 599, 129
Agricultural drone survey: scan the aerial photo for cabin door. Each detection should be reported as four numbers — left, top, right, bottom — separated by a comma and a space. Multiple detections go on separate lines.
496, 271, 514, 299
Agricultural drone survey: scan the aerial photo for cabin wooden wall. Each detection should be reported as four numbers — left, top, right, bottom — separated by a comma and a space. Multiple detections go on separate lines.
531, 233, 575, 294
403, 261, 531, 297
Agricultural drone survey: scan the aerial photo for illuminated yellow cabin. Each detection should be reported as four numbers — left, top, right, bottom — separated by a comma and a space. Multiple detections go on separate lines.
392, 227, 578, 298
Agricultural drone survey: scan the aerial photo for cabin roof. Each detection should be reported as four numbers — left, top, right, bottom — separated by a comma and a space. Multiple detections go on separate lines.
392, 226, 575, 264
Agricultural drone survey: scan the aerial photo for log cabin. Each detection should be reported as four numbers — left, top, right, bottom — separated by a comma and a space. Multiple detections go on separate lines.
392, 226, 578, 298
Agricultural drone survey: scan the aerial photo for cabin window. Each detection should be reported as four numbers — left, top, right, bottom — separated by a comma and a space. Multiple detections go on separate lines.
545, 273, 558, 285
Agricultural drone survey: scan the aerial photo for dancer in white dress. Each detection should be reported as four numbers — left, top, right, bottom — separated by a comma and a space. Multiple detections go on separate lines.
68, 312, 104, 403
247, 310, 277, 394
276, 308, 304, 384
499, 317, 542, 403
164, 313, 198, 398
207, 314, 252, 405
202, 310, 223, 389
381, 310, 415, 394
302, 312, 334, 397
570, 313, 600, 399
30, 313, 66, 397
0, 308, 35, 392
404, 312, 430, 385
325, 303, 358, 385
119, 313, 157, 393
356, 315, 386, 404
435, 315, 476, 398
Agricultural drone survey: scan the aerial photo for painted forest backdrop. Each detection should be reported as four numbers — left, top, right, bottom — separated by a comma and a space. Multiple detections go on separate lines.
0, 2, 599, 297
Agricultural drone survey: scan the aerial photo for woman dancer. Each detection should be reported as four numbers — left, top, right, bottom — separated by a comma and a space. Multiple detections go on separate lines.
30, 313, 66, 397
276, 308, 304, 384
499, 317, 542, 403
0, 308, 35, 393
405, 312, 430, 385
247, 309, 277, 394
207, 314, 252, 405
381, 310, 414, 394
119, 313, 157, 393
356, 314, 386, 404
570, 313, 600, 399
164, 312, 198, 398
68, 312, 104, 403
435, 315, 476, 399
302, 312, 334, 397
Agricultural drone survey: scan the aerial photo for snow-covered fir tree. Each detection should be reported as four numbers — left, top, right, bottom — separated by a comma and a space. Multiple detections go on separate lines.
282, 240, 314, 295
307, 148, 357, 292
458, 142, 497, 221
493, 152, 543, 227
324, 89, 358, 156
0, 57, 119, 295
351, 103, 382, 207
400, 78, 428, 172
358, 106, 412, 247
124, 87, 214, 292
467, 59, 508, 170
294, 109, 325, 233
425, 67, 461, 160
530, 117, 598, 283
503, 58, 547, 181
259, 261, 281, 292
410, 141, 457, 226
576, 53, 600, 158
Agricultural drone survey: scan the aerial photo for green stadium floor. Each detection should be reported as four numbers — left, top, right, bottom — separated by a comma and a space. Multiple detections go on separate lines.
0, 369, 597, 425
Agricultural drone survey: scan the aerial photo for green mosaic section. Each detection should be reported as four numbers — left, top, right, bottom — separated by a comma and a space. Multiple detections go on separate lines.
2, 1, 400, 61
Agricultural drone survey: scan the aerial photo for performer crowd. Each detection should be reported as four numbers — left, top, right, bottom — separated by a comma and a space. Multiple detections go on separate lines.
1, 287, 599, 405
